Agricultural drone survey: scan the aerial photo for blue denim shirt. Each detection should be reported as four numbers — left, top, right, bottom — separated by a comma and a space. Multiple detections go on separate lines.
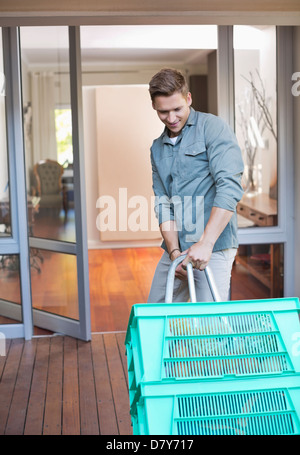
150, 108, 244, 253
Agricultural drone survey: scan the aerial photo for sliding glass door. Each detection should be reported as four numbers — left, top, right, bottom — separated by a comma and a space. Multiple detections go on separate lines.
20, 26, 90, 339
0, 26, 90, 340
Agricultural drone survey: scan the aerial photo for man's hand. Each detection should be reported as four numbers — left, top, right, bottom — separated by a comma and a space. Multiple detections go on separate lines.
180, 207, 233, 273
169, 249, 188, 280
163, 207, 233, 279
181, 239, 214, 272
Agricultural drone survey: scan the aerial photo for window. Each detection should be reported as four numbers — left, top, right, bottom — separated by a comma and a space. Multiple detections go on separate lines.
55, 108, 73, 166
20, 26, 75, 243
234, 26, 278, 228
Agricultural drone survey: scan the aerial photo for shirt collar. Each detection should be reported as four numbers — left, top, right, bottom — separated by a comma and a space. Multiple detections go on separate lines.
162, 108, 196, 144
186, 107, 196, 126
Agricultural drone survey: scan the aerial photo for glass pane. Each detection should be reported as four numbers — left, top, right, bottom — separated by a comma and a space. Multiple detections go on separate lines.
31, 249, 79, 320
231, 243, 283, 299
234, 26, 278, 228
0, 254, 22, 324
0, 29, 11, 237
20, 26, 76, 243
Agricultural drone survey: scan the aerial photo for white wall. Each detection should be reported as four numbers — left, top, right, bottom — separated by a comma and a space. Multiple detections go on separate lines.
83, 85, 163, 249
293, 26, 300, 298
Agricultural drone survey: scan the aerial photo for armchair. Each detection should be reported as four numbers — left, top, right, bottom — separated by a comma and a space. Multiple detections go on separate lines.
33, 159, 66, 214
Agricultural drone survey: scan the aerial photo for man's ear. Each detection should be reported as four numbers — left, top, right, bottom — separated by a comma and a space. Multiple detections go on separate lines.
187, 92, 192, 106
152, 101, 156, 110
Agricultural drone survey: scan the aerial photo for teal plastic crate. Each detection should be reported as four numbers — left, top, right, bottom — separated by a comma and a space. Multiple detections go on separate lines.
125, 297, 300, 407
130, 374, 300, 435
125, 258, 300, 434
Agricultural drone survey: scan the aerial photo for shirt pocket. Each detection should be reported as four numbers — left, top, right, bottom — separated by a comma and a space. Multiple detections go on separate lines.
179, 141, 208, 179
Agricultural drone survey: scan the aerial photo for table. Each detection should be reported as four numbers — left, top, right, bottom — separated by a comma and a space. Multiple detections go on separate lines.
237, 193, 277, 227
236, 193, 282, 297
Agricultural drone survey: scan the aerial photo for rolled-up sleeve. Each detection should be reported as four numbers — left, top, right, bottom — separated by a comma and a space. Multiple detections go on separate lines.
205, 116, 244, 211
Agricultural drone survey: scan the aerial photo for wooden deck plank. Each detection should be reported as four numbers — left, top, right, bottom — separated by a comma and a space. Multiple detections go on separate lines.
104, 333, 132, 435
91, 334, 119, 435
43, 336, 63, 435
0, 339, 24, 434
5, 339, 37, 435
78, 340, 99, 435
62, 336, 81, 435
116, 332, 128, 389
24, 338, 50, 435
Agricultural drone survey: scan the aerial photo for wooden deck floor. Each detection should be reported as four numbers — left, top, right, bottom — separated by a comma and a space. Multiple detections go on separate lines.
0, 248, 271, 436
0, 332, 132, 435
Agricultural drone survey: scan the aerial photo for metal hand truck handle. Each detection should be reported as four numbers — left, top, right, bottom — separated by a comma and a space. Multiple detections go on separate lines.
165, 253, 222, 303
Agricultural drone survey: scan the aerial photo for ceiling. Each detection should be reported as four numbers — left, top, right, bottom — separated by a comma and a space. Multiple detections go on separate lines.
19, 24, 267, 70
20, 25, 218, 67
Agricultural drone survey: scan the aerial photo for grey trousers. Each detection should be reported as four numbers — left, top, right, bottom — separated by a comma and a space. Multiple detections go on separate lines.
147, 248, 237, 304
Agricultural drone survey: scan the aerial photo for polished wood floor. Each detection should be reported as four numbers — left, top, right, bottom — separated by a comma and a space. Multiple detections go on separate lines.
0, 246, 269, 332
88, 247, 269, 333
89, 247, 163, 332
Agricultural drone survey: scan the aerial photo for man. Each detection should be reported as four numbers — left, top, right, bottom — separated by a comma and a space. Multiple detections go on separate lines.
147, 68, 244, 303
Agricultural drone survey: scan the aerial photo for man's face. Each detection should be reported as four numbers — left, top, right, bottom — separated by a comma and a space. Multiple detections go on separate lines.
152, 91, 192, 138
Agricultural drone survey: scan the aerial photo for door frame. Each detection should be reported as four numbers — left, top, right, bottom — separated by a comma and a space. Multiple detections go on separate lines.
0, 26, 91, 341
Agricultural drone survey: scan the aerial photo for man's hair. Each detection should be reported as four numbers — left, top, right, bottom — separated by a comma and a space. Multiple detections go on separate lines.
149, 68, 189, 101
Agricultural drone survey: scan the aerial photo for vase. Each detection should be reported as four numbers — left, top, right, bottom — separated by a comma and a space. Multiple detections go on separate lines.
244, 164, 262, 197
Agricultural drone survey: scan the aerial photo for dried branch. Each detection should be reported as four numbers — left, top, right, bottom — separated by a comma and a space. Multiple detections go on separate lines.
241, 71, 277, 141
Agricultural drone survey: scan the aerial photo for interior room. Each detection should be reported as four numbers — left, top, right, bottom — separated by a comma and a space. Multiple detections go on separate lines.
0, 24, 282, 333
